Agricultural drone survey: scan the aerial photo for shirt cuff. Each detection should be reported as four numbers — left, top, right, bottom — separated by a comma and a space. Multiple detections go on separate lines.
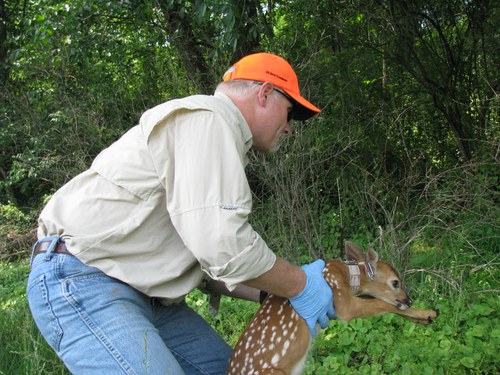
204, 233, 277, 291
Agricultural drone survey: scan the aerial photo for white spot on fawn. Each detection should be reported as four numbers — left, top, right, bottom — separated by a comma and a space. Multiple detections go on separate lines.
271, 353, 280, 366
282, 340, 290, 356
331, 276, 340, 289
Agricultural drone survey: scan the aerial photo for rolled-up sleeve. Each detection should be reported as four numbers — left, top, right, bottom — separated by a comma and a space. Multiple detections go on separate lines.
149, 109, 276, 289
171, 205, 276, 288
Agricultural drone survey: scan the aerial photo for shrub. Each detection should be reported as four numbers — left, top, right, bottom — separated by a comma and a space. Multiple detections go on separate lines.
0, 203, 36, 260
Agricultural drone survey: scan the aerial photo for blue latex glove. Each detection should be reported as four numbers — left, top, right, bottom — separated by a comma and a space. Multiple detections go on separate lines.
290, 259, 335, 337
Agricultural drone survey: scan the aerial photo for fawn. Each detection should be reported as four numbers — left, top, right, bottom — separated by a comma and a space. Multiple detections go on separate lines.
227, 241, 439, 375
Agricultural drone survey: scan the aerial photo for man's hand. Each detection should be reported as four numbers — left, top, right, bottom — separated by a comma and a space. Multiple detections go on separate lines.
289, 259, 335, 336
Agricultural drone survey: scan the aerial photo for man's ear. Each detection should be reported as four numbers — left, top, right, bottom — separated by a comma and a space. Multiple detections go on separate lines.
257, 82, 274, 106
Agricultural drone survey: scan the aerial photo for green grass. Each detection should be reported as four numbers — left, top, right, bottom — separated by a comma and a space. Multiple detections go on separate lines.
0, 259, 68, 375
1, 247, 498, 374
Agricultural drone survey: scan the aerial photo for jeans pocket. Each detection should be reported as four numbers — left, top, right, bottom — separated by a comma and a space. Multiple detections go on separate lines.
27, 274, 64, 352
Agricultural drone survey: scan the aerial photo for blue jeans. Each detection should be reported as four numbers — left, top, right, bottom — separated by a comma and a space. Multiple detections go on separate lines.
27, 248, 232, 374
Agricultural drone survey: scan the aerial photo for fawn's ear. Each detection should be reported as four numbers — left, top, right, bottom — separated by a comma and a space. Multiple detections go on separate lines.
345, 241, 364, 262
365, 248, 379, 279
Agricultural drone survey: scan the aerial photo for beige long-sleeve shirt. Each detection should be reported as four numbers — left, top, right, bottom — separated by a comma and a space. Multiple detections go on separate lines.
37, 93, 276, 303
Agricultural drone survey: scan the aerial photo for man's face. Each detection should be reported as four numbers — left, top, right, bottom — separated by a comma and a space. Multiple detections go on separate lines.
251, 85, 293, 152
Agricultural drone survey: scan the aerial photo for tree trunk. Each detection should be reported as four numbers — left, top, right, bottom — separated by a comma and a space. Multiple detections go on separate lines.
157, 0, 214, 94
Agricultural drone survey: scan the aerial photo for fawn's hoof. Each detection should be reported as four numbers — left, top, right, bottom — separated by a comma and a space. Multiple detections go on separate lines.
427, 309, 440, 323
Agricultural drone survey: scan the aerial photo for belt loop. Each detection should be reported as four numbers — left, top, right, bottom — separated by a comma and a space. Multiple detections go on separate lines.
30, 236, 62, 267
44, 236, 61, 260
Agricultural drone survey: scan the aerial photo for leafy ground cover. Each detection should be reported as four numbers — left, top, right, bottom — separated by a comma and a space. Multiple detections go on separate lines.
304, 297, 498, 374
1, 249, 498, 374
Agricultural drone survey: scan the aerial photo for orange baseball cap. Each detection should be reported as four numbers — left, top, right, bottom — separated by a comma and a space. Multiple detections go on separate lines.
222, 52, 321, 121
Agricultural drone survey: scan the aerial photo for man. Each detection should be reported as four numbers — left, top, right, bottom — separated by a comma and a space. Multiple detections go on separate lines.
27, 52, 334, 374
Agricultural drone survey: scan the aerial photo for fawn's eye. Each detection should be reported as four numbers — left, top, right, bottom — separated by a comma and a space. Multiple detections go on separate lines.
392, 280, 400, 288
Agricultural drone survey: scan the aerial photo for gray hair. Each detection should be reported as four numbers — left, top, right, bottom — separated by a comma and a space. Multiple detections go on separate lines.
215, 80, 281, 100
215, 80, 259, 96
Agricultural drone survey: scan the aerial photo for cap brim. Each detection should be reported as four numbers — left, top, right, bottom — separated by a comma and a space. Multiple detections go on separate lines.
286, 92, 321, 121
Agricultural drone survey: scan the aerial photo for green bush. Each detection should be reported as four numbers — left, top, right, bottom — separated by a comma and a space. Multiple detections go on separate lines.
0, 203, 36, 260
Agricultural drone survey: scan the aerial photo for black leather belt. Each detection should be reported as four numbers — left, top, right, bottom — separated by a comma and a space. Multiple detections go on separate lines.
33, 239, 73, 257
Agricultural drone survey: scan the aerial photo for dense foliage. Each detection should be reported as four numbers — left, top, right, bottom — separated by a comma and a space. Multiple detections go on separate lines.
1, 0, 497, 262
0, 0, 498, 373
